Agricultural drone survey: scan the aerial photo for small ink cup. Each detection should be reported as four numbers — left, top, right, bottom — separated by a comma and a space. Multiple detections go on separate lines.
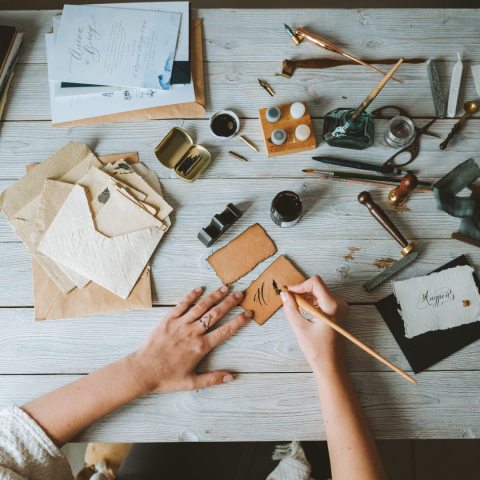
266, 106, 281, 123
209, 110, 240, 140
271, 129, 287, 145
270, 191, 302, 228
383, 116, 415, 149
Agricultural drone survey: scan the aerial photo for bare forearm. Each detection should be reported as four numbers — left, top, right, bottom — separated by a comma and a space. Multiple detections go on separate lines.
21, 356, 146, 448
314, 366, 387, 480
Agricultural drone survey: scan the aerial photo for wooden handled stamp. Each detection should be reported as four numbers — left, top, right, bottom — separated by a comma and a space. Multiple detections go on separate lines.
388, 173, 418, 206
358, 191, 416, 256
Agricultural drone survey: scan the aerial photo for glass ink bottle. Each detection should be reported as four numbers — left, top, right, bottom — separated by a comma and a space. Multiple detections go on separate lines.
323, 58, 405, 151
322, 108, 375, 150
270, 191, 302, 228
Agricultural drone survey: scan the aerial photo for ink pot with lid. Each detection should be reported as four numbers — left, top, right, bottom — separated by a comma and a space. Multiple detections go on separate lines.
270, 191, 302, 227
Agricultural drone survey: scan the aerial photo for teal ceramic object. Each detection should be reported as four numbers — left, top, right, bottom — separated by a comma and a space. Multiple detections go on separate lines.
323, 108, 375, 150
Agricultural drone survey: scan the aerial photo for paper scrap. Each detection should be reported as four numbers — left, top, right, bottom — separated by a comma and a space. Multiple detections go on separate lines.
38, 185, 164, 299
207, 224, 277, 285
393, 265, 480, 338
0, 142, 103, 293
241, 255, 306, 325
103, 160, 172, 221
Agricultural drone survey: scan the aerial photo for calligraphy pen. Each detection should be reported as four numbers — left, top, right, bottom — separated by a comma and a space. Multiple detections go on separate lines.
274, 284, 416, 385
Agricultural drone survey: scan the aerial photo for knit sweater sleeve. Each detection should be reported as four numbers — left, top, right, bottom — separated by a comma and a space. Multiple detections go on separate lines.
0, 406, 73, 480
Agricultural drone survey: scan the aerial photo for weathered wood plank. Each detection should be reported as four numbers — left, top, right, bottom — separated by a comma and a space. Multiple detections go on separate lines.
0, 173, 466, 243
1, 306, 479, 374
0, 119, 478, 182
2, 10, 480, 64
1, 372, 479, 441
1, 238, 480, 306
3, 61, 479, 120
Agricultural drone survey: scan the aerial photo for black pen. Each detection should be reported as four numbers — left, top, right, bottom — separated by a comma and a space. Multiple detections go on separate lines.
312, 156, 413, 176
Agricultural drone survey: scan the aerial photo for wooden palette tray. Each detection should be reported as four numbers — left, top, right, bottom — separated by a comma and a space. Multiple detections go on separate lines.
258, 101, 316, 158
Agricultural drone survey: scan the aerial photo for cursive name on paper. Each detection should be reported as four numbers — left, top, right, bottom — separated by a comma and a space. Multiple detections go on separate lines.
417, 288, 455, 309
69, 14, 101, 73
132, 20, 147, 79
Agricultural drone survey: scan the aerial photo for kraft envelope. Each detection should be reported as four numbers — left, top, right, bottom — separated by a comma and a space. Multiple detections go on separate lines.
0, 142, 103, 294
52, 19, 205, 128
32, 256, 152, 321
38, 185, 164, 300
28, 152, 156, 321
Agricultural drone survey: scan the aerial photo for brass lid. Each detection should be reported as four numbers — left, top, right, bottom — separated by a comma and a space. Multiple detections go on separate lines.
155, 127, 193, 169
401, 242, 417, 256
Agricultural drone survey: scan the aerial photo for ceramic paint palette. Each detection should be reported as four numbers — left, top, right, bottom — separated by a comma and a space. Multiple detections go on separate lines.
258, 101, 316, 157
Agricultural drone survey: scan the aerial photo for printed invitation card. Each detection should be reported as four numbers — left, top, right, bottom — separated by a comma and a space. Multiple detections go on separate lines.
49, 4, 181, 90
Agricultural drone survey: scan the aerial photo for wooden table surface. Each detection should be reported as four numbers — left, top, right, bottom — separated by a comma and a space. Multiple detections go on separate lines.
1, 8, 480, 441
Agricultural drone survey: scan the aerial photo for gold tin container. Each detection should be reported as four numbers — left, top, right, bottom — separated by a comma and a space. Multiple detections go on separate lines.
155, 127, 212, 183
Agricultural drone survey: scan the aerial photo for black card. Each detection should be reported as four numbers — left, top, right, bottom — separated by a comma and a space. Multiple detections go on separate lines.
376, 255, 480, 374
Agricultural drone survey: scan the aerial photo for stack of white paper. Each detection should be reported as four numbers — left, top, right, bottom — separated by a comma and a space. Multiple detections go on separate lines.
46, 2, 195, 124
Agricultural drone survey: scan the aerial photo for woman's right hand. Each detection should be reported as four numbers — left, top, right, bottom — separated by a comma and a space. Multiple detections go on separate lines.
280, 275, 349, 375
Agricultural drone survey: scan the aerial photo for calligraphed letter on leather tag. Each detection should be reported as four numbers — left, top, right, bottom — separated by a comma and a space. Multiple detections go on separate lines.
241, 255, 305, 325
392, 265, 480, 338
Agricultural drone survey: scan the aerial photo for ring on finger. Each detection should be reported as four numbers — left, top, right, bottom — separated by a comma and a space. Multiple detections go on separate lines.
199, 314, 211, 330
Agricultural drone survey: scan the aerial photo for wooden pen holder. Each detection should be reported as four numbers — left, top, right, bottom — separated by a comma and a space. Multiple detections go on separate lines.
258, 101, 316, 158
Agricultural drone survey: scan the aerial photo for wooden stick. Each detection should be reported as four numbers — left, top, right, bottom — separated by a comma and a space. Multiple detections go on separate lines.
281, 287, 417, 385
351, 58, 404, 122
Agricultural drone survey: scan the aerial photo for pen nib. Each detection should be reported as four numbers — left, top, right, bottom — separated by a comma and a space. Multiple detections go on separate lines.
258, 79, 266, 87
284, 23, 294, 37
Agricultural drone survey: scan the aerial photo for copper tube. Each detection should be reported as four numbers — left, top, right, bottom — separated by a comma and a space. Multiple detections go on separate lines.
295, 28, 403, 84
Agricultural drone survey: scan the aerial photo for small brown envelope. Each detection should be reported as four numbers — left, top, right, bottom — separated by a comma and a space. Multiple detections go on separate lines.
52, 19, 205, 128
29, 152, 153, 321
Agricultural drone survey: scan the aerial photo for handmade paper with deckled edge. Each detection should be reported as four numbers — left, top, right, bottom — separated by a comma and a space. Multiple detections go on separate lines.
31, 180, 90, 289
103, 161, 173, 221
38, 185, 164, 299
392, 265, 480, 338
240, 255, 306, 325
0, 141, 103, 294
207, 224, 277, 285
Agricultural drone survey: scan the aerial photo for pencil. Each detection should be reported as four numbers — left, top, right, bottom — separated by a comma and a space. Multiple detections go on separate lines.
279, 286, 417, 385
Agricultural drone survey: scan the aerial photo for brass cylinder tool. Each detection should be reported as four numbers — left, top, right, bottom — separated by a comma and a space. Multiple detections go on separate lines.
228, 151, 248, 162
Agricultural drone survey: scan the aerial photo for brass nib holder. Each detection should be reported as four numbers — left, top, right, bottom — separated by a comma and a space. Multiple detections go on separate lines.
284, 23, 302, 45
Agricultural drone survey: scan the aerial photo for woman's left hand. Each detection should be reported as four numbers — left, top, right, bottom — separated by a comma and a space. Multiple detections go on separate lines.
128, 286, 251, 394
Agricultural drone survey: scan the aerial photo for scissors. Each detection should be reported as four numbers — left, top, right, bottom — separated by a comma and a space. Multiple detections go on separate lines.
371, 105, 440, 167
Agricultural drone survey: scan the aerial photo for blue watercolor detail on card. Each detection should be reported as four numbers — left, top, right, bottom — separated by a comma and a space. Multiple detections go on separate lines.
158, 51, 175, 90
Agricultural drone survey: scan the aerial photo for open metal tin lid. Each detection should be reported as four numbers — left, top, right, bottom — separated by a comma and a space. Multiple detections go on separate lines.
155, 127, 212, 183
